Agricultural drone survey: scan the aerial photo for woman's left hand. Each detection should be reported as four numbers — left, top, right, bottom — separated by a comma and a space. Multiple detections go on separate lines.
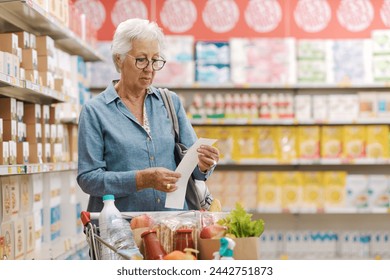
197, 145, 220, 172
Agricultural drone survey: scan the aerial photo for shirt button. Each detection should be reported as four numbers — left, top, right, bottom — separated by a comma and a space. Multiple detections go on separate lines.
157, 198, 160, 203
150, 156, 154, 161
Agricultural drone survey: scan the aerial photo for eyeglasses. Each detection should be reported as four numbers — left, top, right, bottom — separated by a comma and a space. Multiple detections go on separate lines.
127, 54, 166, 71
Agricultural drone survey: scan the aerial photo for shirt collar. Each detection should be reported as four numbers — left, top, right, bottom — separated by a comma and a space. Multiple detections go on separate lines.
103, 80, 161, 104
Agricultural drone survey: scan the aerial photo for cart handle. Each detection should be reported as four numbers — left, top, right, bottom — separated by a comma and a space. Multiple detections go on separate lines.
81, 211, 91, 226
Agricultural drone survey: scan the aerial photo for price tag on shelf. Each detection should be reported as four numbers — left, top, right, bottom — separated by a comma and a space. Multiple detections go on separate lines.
8, 166, 13, 174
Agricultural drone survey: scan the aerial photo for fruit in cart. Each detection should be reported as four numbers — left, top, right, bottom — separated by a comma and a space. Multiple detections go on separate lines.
163, 248, 198, 260
199, 224, 227, 239
130, 214, 154, 229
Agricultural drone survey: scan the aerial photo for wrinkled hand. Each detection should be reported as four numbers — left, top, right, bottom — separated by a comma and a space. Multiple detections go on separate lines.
197, 145, 220, 172
136, 167, 181, 192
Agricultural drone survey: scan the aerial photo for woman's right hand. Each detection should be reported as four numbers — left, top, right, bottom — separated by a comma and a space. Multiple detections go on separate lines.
136, 167, 181, 192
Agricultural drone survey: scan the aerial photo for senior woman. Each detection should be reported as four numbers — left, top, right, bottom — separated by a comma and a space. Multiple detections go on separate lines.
77, 18, 219, 212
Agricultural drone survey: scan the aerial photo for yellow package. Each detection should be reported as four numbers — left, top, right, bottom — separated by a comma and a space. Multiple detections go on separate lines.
257, 172, 282, 210
321, 126, 343, 158
298, 126, 320, 159
343, 126, 366, 159
233, 126, 258, 162
276, 126, 297, 163
323, 171, 346, 209
212, 126, 234, 162
193, 125, 212, 139
301, 172, 324, 210
366, 125, 389, 159
280, 172, 302, 210
257, 126, 278, 161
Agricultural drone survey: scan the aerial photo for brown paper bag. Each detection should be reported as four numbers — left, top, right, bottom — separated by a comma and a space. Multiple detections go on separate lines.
198, 236, 260, 260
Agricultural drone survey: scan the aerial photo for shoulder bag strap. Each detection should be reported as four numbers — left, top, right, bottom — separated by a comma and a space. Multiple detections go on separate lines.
160, 88, 180, 143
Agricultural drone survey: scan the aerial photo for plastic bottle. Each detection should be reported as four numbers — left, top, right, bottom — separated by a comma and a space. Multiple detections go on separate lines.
99, 194, 143, 260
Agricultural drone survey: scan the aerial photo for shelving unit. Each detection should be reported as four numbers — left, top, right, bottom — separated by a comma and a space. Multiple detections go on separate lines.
0, 0, 103, 62
153, 83, 390, 259
0, 0, 98, 260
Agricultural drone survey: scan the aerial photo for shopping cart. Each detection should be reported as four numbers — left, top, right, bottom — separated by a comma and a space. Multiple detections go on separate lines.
81, 210, 201, 260
80, 211, 136, 260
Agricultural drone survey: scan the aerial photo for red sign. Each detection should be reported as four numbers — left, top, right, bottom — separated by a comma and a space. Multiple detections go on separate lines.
74, 0, 390, 41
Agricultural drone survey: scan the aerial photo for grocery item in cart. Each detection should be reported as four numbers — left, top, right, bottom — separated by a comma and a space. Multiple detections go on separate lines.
141, 229, 167, 260
99, 195, 143, 260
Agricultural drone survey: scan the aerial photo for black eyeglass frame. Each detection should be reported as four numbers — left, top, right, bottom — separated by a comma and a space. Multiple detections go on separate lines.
127, 54, 166, 71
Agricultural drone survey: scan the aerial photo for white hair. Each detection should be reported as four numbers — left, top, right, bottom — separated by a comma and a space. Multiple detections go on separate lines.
111, 18, 165, 73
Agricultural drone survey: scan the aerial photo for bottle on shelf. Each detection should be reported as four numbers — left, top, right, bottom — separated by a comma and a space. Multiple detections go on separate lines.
98, 194, 143, 260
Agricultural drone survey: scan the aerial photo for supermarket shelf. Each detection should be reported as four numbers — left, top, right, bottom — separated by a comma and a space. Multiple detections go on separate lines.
0, 72, 68, 104
34, 234, 87, 260
218, 158, 390, 166
0, 161, 77, 176
256, 207, 390, 214
191, 118, 390, 126
0, 0, 103, 62
154, 82, 390, 90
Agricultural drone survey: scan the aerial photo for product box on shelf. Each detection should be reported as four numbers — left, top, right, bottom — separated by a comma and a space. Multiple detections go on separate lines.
323, 171, 346, 209
276, 126, 297, 163
16, 141, 29, 164
0, 33, 18, 56
0, 236, 4, 260
29, 143, 43, 164
281, 172, 302, 210
25, 69, 39, 84
297, 126, 320, 160
0, 97, 17, 121
26, 123, 42, 143
232, 126, 258, 162
24, 214, 35, 260
343, 126, 366, 159
0, 142, 9, 165
42, 173, 62, 243
321, 126, 343, 159
37, 55, 55, 73
2, 120, 17, 142
8, 141, 16, 165
15, 31, 31, 49
257, 126, 278, 161
366, 125, 389, 159
17, 122, 24, 142
301, 172, 324, 210
36, 36, 55, 57
367, 175, 389, 209
257, 172, 282, 211
16, 100, 24, 122
0, 118, 3, 142
21, 49, 38, 71
1, 176, 11, 221
24, 103, 42, 125
0, 220, 14, 260
13, 217, 25, 260
295, 95, 312, 121
358, 92, 378, 119
39, 71, 54, 89
20, 175, 32, 214
346, 175, 369, 209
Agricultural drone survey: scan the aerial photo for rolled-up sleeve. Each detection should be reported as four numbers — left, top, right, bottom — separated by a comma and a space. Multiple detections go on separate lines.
77, 103, 137, 198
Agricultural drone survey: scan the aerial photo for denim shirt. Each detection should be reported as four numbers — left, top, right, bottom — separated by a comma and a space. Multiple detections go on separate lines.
77, 82, 211, 212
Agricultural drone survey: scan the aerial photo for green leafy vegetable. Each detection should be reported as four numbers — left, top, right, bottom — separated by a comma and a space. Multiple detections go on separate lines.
217, 203, 265, 238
